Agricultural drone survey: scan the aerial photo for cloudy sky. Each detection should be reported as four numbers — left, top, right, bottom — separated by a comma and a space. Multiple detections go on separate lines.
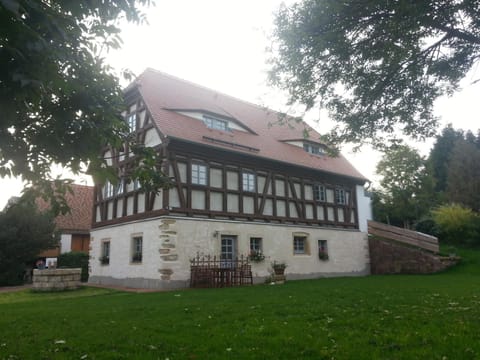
0, 0, 478, 209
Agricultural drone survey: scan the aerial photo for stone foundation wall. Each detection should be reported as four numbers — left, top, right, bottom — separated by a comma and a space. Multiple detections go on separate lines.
369, 237, 459, 274
33, 268, 81, 291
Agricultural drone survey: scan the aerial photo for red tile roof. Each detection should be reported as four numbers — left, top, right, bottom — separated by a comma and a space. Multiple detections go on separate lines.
36, 184, 93, 233
135, 68, 367, 182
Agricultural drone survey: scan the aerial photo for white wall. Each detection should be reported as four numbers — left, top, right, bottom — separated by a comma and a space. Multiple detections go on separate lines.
89, 216, 370, 289
356, 185, 373, 232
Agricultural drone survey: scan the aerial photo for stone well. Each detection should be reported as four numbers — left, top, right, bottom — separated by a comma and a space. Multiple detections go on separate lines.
32, 268, 82, 291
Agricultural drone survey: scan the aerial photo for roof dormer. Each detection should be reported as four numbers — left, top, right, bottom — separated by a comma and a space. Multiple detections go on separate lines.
169, 109, 256, 134
282, 139, 329, 156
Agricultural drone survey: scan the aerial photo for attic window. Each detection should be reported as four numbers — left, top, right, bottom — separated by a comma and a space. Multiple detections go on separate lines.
203, 115, 229, 131
303, 143, 325, 155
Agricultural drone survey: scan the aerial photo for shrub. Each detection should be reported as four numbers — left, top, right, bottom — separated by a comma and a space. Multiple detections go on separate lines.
57, 251, 89, 282
415, 218, 439, 237
0, 198, 57, 286
432, 204, 480, 245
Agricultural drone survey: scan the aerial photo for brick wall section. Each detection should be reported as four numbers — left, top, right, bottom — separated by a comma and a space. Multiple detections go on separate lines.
369, 237, 459, 274
32, 269, 81, 291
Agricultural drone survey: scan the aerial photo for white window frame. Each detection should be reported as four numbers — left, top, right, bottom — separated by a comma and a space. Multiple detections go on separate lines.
127, 113, 137, 132
335, 189, 346, 205
116, 179, 125, 195
313, 184, 326, 202
242, 172, 256, 192
192, 163, 208, 185
303, 143, 325, 155
133, 178, 141, 191
203, 115, 229, 131
220, 235, 237, 268
103, 181, 114, 199
293, 236, 307, 255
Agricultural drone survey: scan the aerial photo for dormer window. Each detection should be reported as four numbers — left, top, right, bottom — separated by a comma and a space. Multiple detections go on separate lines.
203, 115, 229, 131
303, 143, 325, 155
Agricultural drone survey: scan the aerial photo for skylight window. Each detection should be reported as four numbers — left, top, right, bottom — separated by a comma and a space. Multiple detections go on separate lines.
203, 115, 229, 131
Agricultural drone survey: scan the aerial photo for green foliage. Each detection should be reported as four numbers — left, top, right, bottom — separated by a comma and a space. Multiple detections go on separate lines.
373, 145, 435, 228
446, 138, 480, 210
432, 204, 480, 245
427, 125, 465, 194
57, 251, 89, 282
2, 250, 480, 358
0, 198, 58, 286
269, 0, 480, 148
373, 126, 480, 229
0, 0, 172, 213
414, 218, 439, 237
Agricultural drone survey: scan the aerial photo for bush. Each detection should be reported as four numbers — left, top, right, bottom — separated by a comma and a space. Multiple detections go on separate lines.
0, 263, 27, 286
0, 198, 58, 286
432, 204, 480, 245
57, 251, 89, 282
415, 218, 439, 237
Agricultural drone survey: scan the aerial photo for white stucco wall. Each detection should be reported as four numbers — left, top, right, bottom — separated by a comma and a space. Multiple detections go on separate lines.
89, 216, 370, 289
356, 185, 372, 232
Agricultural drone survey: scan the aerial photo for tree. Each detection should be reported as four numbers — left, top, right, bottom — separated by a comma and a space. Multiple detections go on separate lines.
0, 198, 58, 285
446, 138, 480, 211
269, 0, 480, 148
0, 0, 168, 212
426, 125, 465, 194
374, 144, 434, 228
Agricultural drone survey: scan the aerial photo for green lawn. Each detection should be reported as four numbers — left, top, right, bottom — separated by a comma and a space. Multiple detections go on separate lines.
1, 249, 480, 360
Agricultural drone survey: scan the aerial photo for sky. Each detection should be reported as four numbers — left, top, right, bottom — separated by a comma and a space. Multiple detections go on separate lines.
0, 0, 478, 209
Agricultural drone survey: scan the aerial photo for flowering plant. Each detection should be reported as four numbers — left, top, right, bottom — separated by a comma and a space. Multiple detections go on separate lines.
248, 250, 265, 262
318, 250, 329, 261
271, 260, 287, 270
132, 253, 142, 263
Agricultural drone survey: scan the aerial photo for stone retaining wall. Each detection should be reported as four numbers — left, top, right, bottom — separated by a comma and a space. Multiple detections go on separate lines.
369, 237, 459, 274
32, 268, 81, 291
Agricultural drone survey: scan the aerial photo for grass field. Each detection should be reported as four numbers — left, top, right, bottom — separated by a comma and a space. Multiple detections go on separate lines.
1, 248, 479, 360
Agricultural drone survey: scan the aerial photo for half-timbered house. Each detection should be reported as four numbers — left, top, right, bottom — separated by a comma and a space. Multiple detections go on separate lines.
89, 69, 371, 289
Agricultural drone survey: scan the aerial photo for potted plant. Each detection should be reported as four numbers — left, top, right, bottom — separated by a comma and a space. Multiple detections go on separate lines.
318, 250, 329, 261
132, 253, 142, 263
99, 255, 110, 265
248, 250, 265, 262
271, 261, 287, 275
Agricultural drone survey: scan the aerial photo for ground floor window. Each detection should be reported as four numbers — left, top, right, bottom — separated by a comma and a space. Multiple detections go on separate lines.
249, 237, 265, 262
131, 236, 143, 263
221, 235, 237, 268
318, 240, 329, 260
293, 236, 308, 255
101, 241, 110, 265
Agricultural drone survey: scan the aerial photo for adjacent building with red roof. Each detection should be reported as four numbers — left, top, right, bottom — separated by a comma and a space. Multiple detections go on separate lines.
37, 184, 93, 258
89, 69, 371, 289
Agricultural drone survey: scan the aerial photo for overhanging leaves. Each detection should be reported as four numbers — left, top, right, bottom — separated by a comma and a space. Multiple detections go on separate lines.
269, 0, 480, 148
